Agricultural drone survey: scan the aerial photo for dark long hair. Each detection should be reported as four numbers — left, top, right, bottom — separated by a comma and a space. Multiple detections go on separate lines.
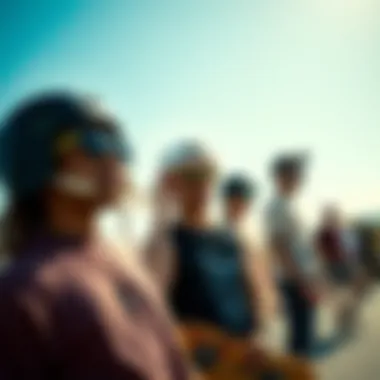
1, 194, 45, 258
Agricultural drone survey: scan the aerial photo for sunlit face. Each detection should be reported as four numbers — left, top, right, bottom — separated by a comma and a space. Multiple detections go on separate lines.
59, 150, 127, 205
53, 127, 130, 208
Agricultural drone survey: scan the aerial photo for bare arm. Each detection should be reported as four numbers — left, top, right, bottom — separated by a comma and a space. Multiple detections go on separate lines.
144, 227, 176, 294
142, 175, 179, 294
240, 237, 278, 330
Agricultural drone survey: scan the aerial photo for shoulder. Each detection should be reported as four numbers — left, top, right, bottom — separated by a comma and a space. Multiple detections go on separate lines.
0, 251, 95, 312
237, 232, 257, 262
0, 265, 42, 344
103, 240, 164, 301
240, 229, 256, 250
144, 224, 176, 256
104, 241, 179, 322
147, 225, 174, 247
103, 239, 150, 279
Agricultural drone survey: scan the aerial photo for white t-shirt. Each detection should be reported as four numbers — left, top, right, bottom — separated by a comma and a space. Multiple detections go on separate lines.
265, 195, 318, 281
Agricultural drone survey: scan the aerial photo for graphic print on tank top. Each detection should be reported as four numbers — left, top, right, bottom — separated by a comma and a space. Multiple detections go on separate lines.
196, 231, 253, 336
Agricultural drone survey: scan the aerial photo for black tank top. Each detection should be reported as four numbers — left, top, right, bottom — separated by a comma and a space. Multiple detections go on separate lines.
170, 224, 254, 337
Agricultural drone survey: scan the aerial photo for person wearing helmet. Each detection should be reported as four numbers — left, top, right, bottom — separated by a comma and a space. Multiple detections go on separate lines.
0, 92, 190, 380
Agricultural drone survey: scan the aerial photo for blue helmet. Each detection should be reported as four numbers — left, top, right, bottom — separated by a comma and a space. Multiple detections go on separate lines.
0, 91, 132, 198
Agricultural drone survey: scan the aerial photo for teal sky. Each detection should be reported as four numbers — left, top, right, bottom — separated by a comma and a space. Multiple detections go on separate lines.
1, 0, 379, 239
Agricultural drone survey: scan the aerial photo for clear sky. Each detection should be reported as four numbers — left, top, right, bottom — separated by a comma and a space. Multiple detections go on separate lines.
1, 0, 379, 242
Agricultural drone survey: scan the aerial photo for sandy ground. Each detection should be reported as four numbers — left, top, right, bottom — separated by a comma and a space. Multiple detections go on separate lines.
264, 285, 380, 380
317, 287, 380, 380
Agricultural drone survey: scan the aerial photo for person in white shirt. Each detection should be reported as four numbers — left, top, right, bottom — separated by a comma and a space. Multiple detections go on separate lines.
265, 152, 320, 359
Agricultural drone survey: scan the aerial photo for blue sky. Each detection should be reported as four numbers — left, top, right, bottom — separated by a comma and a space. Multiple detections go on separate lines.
0, 0, 379, 239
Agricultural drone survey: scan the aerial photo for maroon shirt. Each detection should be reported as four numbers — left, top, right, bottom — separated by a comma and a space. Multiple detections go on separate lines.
0, 236, 189, 380
315, 227, 343, 263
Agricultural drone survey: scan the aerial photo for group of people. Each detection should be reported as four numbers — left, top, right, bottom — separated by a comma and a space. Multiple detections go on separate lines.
0, 91, 365, 379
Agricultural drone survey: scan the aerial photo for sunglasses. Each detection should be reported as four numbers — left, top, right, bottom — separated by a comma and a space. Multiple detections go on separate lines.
55, 129, 132, 162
